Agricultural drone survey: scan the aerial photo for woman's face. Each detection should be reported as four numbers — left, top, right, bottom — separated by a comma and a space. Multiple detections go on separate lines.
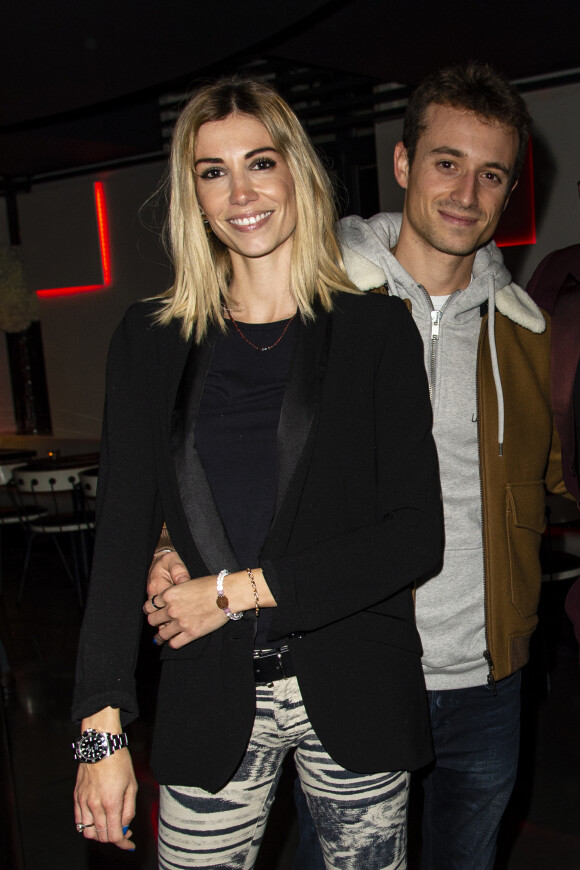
194, 113, 297, 265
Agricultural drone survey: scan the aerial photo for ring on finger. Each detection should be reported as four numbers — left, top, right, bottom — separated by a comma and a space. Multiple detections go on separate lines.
76, 822, 95, 833
151, 595, 164, 610
96, 826, 107, 833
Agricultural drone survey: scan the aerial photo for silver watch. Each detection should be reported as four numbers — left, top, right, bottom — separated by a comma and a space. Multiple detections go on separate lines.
73, 728, 129, 763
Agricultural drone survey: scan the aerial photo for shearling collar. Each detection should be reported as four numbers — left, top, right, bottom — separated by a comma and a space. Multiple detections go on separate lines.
341, 246, 546, 335
495, 284, 545, 333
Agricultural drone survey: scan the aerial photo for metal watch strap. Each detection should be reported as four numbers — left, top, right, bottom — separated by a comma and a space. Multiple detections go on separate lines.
109, 732, 129, 752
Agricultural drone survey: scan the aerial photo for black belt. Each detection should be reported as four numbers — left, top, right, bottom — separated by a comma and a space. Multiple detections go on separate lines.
253, 645, 296, 683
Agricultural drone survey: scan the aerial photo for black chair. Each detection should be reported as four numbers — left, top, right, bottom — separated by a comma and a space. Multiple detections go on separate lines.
78, 466, 98, 502
12, 466, 96, 606
0, 462, 47, 596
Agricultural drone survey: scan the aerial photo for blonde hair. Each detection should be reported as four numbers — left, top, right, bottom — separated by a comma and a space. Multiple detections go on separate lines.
155, 77, 357, 342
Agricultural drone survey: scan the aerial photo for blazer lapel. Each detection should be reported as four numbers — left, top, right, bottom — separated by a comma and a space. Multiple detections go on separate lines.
169, 309, 332, 568
274, 308, 332, 518
171, 331, 238, 572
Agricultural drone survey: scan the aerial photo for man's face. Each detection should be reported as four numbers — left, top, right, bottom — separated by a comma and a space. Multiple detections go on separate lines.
395, 104, 519, 258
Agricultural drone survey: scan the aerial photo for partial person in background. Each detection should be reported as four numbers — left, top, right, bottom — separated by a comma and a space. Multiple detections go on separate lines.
526, 179, 580, 658
72, 77, 443, 869
525, 179, 580, 500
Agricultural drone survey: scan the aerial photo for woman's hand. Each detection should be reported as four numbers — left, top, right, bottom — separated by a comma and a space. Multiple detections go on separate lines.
144, 575, 228, 648
74, 752, 137, 850
73, 708, 137, 851
143, 568, 276, 648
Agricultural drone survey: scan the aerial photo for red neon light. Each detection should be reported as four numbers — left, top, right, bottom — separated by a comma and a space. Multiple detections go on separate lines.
495, 140, 536, 248
94, 182, 112, 284
36, 181, 112, 297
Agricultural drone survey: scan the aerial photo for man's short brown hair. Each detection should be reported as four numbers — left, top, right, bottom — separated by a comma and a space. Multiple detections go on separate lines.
402, 62, 532, 184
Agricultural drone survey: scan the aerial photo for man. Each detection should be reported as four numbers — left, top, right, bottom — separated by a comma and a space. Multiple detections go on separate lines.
147, 63, 566, 869
335, 61, 566, 869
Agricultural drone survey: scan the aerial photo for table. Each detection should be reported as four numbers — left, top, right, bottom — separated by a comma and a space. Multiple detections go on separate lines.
0, 449, 37, 462
0, 450, 37, 484
19, 452, 100, 473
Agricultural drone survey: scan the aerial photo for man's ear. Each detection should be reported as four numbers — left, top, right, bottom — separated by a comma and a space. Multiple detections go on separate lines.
394, 142, 410, 190
503, 178, 518, 212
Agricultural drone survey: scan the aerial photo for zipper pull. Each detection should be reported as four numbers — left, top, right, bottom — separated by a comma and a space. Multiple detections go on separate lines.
483, 649, 497, 695
431, 310, 442, 340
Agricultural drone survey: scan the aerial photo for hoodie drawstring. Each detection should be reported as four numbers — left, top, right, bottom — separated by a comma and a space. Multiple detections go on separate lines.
486, 276, 505, 456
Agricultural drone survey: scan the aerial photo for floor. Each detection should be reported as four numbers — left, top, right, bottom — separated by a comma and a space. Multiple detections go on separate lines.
1, 525, 579, 870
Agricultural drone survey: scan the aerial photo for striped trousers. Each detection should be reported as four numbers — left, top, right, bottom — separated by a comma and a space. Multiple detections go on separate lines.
158, 676, 409, 869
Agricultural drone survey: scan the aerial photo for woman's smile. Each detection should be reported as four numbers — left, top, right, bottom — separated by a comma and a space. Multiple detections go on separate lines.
227, 210, 274, 229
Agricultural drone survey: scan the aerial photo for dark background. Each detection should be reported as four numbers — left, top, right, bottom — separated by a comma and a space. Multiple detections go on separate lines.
2, 0, 580, 178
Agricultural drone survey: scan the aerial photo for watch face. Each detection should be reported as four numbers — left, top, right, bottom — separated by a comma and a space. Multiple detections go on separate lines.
76, 730, 108, 762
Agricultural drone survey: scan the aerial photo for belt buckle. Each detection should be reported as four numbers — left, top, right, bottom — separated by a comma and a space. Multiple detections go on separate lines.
253, 646, 289, 683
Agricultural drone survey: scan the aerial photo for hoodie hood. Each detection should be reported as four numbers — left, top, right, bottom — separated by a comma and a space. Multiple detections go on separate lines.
338, 212, 546, 456
339, 212, 545, 333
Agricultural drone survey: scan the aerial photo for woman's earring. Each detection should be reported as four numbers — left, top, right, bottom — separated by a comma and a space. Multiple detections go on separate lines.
200, 210, 212, 236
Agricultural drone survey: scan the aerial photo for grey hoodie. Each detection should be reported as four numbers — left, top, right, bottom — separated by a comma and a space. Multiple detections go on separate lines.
338, 212, 545, 690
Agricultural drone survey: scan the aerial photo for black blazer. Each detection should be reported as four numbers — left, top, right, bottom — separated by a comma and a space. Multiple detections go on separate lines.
73, 292, 443, 792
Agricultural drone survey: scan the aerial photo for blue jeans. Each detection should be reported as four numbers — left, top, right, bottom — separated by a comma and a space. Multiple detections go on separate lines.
293, 672, 521, 870
420, 672, 521, 870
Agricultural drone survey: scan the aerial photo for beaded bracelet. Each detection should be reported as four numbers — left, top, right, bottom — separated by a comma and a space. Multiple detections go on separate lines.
246, 569, 260, 618
216, 569, 243, 621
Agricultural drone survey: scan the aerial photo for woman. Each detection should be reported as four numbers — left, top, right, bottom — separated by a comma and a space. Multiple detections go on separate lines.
72, 78, 443, 869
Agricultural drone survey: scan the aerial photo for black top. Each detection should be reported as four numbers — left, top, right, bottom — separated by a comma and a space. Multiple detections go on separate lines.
195, 319, 295, 647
